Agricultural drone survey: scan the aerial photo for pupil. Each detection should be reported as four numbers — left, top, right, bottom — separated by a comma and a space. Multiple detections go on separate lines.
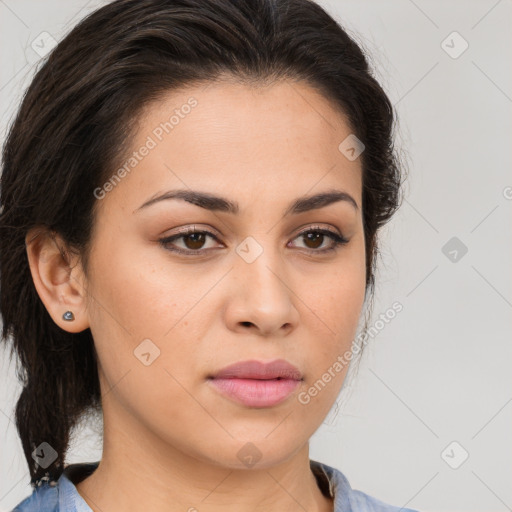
185, 233, 205, 249
305, 232, 322, 249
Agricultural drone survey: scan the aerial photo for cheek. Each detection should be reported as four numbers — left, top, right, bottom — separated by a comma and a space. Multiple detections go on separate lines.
297, 278, 365, 419
305, 251, 366, 335
86, 237, 214, 383
299, 249, 366, 384
87, 236, 187, 335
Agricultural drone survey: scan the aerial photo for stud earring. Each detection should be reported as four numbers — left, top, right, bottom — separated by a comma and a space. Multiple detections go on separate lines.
62, 311, 75, 321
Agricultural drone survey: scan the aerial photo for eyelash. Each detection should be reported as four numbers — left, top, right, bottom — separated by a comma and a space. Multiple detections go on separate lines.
158, 225, 348, 256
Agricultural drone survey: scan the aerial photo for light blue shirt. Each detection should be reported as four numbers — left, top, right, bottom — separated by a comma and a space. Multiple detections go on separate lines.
11, 459, 420, 511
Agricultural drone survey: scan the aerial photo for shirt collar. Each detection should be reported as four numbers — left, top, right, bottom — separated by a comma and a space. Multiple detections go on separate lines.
57, 459, 414, 512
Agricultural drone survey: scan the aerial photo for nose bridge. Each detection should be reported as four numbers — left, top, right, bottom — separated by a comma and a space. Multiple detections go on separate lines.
235, 232, 282, 284
233, 232, 291, 309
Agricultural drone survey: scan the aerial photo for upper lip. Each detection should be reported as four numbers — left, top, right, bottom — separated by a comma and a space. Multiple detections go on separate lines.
210, 359, 303, 380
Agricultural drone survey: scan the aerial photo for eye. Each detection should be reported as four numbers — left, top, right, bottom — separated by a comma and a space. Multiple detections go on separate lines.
158, 226, 222, 255
158, 225, 348, 256
289, 226, 348, 253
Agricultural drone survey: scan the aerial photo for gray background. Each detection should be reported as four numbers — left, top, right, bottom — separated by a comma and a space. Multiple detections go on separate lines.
1, 1, 511, 511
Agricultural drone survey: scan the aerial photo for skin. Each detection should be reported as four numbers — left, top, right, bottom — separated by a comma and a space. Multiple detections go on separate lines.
26, 77, 366, 512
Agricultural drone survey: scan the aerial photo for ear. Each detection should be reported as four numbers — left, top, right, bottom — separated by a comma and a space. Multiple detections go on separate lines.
25, 227, 90, 333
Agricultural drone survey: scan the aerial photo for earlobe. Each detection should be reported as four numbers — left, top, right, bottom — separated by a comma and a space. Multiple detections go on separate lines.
25, 227, 90, 333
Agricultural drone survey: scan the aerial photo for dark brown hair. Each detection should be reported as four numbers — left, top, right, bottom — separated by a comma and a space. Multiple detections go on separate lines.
0, 0, 405, 487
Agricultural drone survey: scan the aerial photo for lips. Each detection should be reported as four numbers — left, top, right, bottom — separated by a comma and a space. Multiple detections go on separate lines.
209, 359, 303, 381
207, 359, 303, 408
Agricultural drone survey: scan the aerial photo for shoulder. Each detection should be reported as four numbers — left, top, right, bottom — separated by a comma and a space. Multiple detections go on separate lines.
11, 482, 59, 512
10, 462, 99, 512
310, 459, 421, 512
347, 487, 420, 512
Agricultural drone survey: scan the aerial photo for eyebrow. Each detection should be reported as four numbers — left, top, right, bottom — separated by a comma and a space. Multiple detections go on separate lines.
133, 188, 359, 216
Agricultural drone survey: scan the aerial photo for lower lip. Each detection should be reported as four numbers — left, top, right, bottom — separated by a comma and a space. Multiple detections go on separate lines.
208, 377, 301, 407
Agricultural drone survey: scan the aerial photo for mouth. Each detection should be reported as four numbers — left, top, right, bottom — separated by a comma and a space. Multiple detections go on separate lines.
207, 359, 303, 408
207, 376, 301, 408
208, 358, 303, 380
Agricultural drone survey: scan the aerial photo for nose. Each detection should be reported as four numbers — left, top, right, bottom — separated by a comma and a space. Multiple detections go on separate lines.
225, 238, 300, 337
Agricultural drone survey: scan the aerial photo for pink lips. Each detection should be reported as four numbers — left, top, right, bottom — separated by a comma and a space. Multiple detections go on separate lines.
208, 359, 302, 408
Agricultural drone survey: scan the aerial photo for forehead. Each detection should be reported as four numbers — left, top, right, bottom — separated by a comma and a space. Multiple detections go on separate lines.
98, 78, 362, 216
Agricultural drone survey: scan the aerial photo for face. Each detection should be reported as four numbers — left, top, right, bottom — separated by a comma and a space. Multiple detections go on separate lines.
80, 78, 366, 469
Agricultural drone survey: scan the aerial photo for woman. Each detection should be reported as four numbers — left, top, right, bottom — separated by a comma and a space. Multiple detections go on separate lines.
1, 0, 415, 511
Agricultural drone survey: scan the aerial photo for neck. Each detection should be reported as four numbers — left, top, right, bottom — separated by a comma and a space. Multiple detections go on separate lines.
75, 414, 333, 512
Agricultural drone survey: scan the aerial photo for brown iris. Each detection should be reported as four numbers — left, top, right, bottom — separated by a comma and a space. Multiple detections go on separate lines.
302, 231, 324, 249
182, 232, 207, 250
